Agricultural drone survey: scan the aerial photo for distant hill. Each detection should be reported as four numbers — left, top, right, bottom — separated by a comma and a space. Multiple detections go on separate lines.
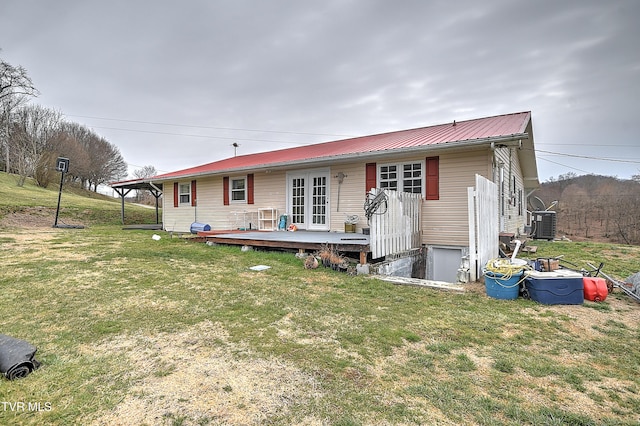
0, 172, 159, 228
533, 175, 640, 245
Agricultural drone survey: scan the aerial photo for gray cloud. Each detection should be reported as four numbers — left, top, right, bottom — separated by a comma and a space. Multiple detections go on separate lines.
1, 0, 639, 179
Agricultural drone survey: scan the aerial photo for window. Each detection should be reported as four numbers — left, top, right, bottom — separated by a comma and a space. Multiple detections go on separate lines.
518, 188, 523, 216
402, 163, 422, 194
179, 183, 191, 204
230, 177, 246, 202
379, 162, 423, 194
224, 174, 254, 205
379, 165, 398, 190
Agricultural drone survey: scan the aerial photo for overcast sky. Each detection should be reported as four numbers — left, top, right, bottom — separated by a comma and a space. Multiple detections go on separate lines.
1, 0, 639, 182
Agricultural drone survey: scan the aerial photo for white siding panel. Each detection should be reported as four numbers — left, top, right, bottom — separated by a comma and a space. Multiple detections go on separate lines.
162, 180, 198, 232
214, 172, 287, 231
422, 149, 491, 246
494, 147, 526, 234
329, 163, 368, 232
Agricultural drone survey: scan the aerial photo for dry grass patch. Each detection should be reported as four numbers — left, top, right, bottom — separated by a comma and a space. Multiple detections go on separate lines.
88, 320, 324, 425
0, 227, 95, 264
0, 208, 57, 229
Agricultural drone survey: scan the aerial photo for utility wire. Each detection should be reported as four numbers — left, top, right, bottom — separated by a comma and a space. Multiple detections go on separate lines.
536, 156, 591, 174
89, 125, 311, 145
66, 113, 355, 138
536, 149, 640, 164
537, 142, 637, 148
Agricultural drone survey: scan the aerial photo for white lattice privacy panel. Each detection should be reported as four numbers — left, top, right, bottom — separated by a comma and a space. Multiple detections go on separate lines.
370, 189, 422, 259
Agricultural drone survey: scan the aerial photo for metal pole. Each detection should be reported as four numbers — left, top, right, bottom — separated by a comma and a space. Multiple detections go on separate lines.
120, 189, 126, 225
54, 171, 64, 227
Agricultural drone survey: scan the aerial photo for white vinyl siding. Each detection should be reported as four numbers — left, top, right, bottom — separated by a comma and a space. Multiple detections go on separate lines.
421, 149, 490, 246
160, 146, 528, 240
493, 146, 527, 234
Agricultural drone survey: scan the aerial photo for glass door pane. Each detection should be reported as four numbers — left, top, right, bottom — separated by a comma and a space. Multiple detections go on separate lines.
291, 177, 305, 226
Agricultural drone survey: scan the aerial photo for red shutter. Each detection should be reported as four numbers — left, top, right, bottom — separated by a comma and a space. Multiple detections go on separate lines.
191, 180, 197, 207
223, 177, 230, 205
247, 174, 254, 204
173, 182, 179, 207
365, 163, 377, 192
426, 156, 439, 200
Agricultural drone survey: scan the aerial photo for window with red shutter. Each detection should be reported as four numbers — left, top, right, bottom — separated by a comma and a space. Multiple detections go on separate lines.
425, 156, 439, 200
173, 182, 179, 207
365, 163, 377, 192
223, 177, 230, 205
247, 174, 254, 205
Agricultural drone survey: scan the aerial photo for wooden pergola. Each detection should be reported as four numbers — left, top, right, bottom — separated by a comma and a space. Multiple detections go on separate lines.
111, 181, 163, 226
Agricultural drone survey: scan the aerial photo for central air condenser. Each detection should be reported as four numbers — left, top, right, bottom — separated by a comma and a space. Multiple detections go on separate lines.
532, 211, 556, 240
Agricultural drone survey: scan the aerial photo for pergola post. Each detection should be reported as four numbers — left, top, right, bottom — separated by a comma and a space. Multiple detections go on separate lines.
114, 187, 132, 225
149, 187, 162, 224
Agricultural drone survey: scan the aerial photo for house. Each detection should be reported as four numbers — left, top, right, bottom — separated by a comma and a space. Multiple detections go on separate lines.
112, 111, 539, 281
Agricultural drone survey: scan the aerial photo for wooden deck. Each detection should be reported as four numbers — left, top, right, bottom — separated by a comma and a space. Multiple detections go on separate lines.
198, 230, 371, 263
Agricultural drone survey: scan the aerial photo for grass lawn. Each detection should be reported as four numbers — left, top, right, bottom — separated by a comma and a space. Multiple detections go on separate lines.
0, 173, 639, 425
0, 224, 639, 425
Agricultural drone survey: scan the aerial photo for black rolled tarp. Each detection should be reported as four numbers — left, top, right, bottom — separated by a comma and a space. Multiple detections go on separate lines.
0, 334, 41, 380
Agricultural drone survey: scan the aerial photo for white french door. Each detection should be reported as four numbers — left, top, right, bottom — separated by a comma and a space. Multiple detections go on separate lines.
290, 175, 307, 228
287, 170, 330, 230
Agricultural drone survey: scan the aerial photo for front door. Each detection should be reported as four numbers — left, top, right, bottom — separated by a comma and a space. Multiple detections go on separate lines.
287, 170, 330, 231
309, 174, 329, 230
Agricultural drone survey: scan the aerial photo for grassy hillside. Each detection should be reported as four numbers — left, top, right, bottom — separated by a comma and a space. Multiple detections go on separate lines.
0, 172, 159, 227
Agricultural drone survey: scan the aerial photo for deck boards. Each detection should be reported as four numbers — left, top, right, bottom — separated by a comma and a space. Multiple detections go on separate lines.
199, 230, 370, 260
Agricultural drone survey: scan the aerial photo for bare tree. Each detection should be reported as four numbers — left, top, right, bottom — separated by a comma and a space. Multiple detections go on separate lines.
0, 50, 39, 172
54, 122, 94, 186
48, 122, 127, 191
9, 104, 62, 186
48, 128, 91, 185
133, 165, 158, 203
133, 165, 157, 180
86, 136, 128, 192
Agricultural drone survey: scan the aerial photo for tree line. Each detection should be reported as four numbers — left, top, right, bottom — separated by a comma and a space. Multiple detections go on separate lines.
0, 51, 128, 190
536, 173, 640, 245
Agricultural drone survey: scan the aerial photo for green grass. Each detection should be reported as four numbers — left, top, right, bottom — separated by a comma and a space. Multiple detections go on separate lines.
529, 239, 639, 280
1, 228, 638, 425
0, 172, 159, 226
1, 172, 639, 425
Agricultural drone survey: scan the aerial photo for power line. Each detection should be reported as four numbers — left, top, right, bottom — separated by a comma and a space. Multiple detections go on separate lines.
65, 113, 355, 138
537, 142, 638, 148
88, 125, 311, 145
125, 162, 170, 174
536, 149, 640, 164
536, 156, 591, 174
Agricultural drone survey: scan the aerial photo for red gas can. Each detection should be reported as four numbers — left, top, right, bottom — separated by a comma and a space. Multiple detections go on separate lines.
583, 277, 608, 302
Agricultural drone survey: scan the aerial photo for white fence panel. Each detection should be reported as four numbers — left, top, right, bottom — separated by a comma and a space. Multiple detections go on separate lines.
468, 174, 498, 280
370, 189, 422, 259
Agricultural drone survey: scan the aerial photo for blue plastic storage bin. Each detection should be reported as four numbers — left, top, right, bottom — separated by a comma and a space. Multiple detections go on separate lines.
524, 270, 584, 305
484, 271, 523, 300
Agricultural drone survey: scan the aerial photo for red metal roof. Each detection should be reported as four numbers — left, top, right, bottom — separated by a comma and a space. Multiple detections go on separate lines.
125, 111, 531, 182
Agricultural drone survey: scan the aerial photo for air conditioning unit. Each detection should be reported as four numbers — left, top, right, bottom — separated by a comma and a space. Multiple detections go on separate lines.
532, 211, 556, 240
